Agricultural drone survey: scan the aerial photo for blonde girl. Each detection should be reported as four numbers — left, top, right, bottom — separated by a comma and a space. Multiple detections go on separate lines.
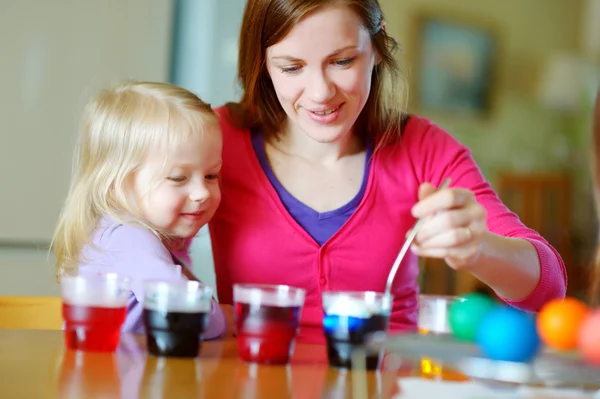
52, 81, 225, 337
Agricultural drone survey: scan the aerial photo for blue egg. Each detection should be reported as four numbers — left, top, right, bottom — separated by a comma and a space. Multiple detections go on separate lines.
476, 305, 541, 363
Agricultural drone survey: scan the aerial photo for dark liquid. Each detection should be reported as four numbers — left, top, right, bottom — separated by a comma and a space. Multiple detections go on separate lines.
143, 308, 209, 358
62, 303, 126, 352
235, 302, 301, 364
323, 313, 390, 370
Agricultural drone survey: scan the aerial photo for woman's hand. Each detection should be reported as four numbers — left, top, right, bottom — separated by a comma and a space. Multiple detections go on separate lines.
410, 182, 488, 270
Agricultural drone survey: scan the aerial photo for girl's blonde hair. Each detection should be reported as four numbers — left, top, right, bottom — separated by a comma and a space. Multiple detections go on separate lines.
52, 81, 218, 280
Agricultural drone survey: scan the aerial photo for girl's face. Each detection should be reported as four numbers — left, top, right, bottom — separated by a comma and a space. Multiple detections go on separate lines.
265, 3, 377, 143
132, 123, 223, 240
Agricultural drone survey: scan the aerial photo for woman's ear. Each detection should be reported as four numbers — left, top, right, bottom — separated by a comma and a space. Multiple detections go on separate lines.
374, 21, 387, 65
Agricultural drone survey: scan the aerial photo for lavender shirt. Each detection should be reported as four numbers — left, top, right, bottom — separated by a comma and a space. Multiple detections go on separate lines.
252, 131, 373, 245
77, 216, 226, 339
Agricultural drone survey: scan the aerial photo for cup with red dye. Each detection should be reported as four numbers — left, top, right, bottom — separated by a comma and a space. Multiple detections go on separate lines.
61, 273, 130, 352
233, 284, 305, 364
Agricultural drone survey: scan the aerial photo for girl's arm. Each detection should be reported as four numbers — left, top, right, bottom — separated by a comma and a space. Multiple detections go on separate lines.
78, 221, 227, 338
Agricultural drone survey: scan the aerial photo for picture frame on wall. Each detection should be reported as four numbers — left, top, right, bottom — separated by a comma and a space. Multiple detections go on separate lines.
411, 12, 500, 118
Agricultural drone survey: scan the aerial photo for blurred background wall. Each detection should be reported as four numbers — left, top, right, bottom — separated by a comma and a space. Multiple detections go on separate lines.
0, 0, 597, 300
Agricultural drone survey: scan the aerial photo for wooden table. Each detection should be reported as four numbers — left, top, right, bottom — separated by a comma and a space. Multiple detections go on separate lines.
3, 330, 596, 398
0, 329, 448, 398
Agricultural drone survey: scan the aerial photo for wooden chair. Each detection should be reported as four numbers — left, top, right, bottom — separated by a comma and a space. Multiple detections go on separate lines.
0, 296, 62, 330
496, 172, 578, 294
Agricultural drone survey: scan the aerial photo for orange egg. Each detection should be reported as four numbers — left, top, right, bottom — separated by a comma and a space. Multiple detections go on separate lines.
578, 310, 600, 366
537, 297, 589, 350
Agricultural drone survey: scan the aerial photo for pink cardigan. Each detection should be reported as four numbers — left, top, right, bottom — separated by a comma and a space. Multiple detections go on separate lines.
209, 109, 567, 343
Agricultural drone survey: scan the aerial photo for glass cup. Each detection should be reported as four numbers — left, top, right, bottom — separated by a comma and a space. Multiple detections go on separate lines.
322, 291, 393, 370
417, 294, 461, 334
61, 273, 130, 352
143, 280, 214, 358
233, 284, 306, 364
417, 294, 464, 380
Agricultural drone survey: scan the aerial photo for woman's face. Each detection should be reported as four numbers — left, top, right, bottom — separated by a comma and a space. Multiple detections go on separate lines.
265, 3, 377, 144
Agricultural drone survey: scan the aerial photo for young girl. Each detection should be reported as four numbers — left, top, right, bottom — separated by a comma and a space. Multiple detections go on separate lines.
52, 81, 226, 338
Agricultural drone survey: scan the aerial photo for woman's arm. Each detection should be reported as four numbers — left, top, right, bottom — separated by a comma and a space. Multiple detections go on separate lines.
412, 184, 548, 301
408, 119, 566, 311
460, 232, 541, 300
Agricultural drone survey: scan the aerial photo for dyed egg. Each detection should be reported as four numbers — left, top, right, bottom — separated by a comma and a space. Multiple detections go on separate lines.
578, 310, 600, 366
537, 297, 589, 350
449, 292, 495, 342
476, 306, 541, 363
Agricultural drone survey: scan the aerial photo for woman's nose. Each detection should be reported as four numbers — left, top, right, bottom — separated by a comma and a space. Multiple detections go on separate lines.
305, 69, 336, 104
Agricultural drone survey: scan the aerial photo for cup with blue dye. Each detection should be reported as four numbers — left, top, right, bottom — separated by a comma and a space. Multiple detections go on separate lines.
322, 291, 392, 370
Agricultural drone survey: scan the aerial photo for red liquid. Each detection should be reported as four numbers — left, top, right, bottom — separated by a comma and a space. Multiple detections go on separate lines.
235, 302, 301, 364
63, 303, 126, 352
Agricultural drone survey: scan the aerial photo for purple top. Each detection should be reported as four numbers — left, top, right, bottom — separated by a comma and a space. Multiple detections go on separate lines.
77, 216, 226, 339
251, 131, 373, 245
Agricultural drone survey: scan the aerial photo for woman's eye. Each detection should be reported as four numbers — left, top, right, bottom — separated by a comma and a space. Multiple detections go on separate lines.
279, 65, 301, 74
334, 57, 356, 67
167, 176, 186, 183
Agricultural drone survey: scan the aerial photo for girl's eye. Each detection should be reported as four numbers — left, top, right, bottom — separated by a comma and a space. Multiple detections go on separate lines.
205, 174, 220, 181
167, 176, 186, 183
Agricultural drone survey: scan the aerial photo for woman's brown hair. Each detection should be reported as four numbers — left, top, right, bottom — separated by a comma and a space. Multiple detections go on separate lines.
226, 0, 408, 146
590, 87, 600, 304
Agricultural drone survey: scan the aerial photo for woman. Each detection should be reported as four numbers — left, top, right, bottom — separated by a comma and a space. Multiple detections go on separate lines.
209, 0, 566, 343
